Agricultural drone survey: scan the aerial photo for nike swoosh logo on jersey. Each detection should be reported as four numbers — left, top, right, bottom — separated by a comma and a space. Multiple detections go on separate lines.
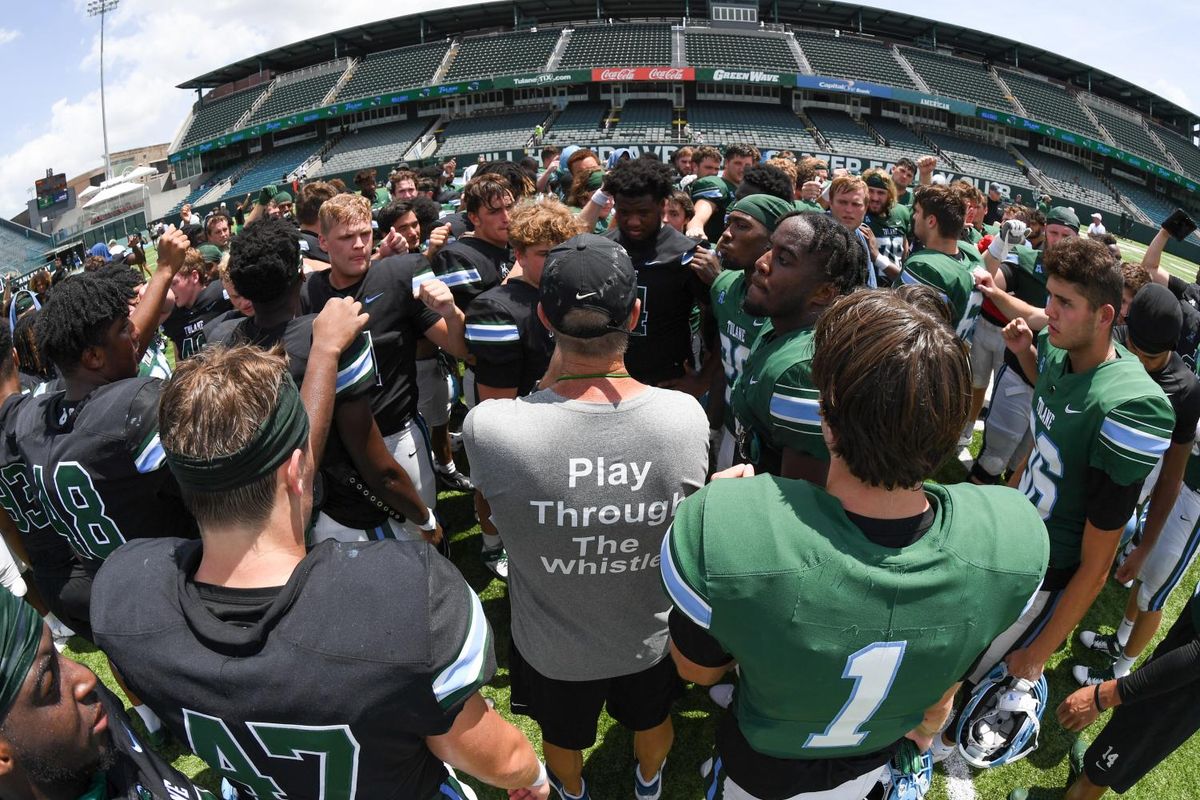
752, 319, 765, 326
749, 378, 759, 385
575, 291, 598, 299
365, 292, 385, 304
1065, 404, 1083, 414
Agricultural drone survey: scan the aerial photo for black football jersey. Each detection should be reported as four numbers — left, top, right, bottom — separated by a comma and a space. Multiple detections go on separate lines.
302, 255, 441, 435
298, 228, 330, 264
207, 315, 386, 528
605, 224, 704, 384
11, 378, 197, 573
93, 538, 496, 800
430, 236, 511, 311
162, 281, 234, 360
464, 279, 553, 398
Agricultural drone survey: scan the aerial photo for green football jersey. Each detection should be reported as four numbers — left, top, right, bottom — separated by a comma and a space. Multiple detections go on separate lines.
663, 479, 1047, 760
866, 205, 911, 266
690, 176, 737, 245
899, 242, 984, 341
730, 322, 823, 474
896, 188, 914, 208
1006, 245, 1049, 308
960, 227, 983, 246
1021, 331, 1175, 569
711, 270, 765, 435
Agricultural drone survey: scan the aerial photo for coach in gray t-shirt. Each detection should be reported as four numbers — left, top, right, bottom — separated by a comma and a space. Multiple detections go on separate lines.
464, 234, 708, 800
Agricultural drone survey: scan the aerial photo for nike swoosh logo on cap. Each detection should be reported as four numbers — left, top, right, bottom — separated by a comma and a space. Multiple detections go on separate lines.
575, 291, 598, 299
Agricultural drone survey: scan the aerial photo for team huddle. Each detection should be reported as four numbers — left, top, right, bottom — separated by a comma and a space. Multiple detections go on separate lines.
0, 141, 1197, 800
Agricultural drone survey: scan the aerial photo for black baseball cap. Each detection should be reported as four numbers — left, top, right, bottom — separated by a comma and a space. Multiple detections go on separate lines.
540, 234, 637, 338
1127, 283, 1182, 355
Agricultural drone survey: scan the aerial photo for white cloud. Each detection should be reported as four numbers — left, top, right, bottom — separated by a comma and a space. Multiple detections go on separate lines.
0, 29, 19, 47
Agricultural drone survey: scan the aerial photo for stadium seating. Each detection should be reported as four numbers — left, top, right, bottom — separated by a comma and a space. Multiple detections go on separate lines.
543, 102, 609, 144
211, 141, 323, 204
180, 87, 266, 147
335, 41, 451, 102
864, 117, 935, 156
807, 109, 889, 162
446, 30, 560, 81
0, 222, 48, 273
686, 102, 817, 152
1015, 147, 1121, 212
311, 119, 434, 178
1109, 176, 1200, 244
1152, 125, 1200, 181
996, 70, 1102, 138
793, 32, 914, 89
169, 162, 243, 214
923, 131, 1027, 186
684, 32, 798, 71
558, 25, 671, 69
611, 100, 674, 142
1089, 105, 1168, 166
435, 110, 548, 158
899, 47, 1014, 111
246, 69, 344, 126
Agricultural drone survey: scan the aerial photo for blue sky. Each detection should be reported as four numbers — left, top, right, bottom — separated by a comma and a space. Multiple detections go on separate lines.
0, 0, 1195, 218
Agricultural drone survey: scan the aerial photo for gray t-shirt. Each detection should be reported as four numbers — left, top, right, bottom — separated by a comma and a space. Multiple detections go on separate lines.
464, 386, 709, 681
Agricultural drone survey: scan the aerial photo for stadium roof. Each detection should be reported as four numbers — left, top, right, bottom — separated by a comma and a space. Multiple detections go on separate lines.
178, 0, 1195, 128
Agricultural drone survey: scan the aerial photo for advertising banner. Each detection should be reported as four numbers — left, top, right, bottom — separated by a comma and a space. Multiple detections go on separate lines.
697, 68, 794, 87
590, 67, 695, 82
495, 70, 591, 88
793, 75, 893, 98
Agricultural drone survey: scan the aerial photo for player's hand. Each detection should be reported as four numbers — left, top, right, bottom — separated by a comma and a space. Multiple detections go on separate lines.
801, 180, 823, 201
917, 155, 938, 176
973, 270, 999, 297
688, 247, 722, 285
659, 362, 708, 397
712, 463, 755, 480
999, 219, 1029, 247
312, 297, 368, 354
155, 226, 190, 275
858, 224, 880, 259
903, 728, 935, 752
1115, 545, 1149, 584
425, 224, 453, 261
508, 784, 550, 800
375, 229, 409, 260
1003, 647, 1045, 682
421, 521, 445, 547
258, 184, 279, 207
417, 278, 458, 318
685, 222, 706, 239
1002, 317, 1034, 354
1057, 684, 1103, 732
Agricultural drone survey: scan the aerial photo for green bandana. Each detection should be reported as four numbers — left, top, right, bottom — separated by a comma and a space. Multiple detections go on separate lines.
864, 173, 890, 190
728, 194, 795, 233
0, 587, 42, 717
164, 374, 310, 492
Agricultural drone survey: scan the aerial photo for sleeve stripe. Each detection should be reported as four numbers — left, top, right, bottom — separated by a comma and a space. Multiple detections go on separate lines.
465, 324, 520, 342
1100, 417, 1172, 459
134, 434, 166, 473
769, 394, 821, 426
411, 271, 437, 292
438, 269, 482, 288
1098, 438, 1160, 469
432, 586, 490, 705
336, 342, 375, 393
1109, 407, 1173, 438
660, 528, 712, 629
693, 189, 724, 199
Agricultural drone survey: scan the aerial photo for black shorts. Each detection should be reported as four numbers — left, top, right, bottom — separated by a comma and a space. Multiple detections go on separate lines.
32, 563, 94, 643
1083, 612, 1200, 793
508, 640, 682, 750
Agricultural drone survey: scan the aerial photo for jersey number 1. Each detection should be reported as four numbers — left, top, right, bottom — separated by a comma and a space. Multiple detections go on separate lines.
804, 641, 907, 749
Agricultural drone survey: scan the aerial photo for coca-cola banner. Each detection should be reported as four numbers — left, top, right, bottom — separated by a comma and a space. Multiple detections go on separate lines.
590, 67, 696, 82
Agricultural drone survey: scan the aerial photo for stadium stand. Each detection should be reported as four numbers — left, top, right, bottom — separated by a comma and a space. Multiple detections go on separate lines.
311, 119, 434, 178
686, 101, 817, 151
1016, 147, 1121, 212
793, 32, 915, 89
899, 47, 1014, 111
179, 87, 266, 147
245, 68, 344, 126
211, 141, 323, 204
611, 100, 674, 142
996, 70, 1102, 138
807, 109, 891, 161
1152, 125, 1200, 181
445, 30, 560, 81
684, 31, 799, 71
543, 102, 609, 144
1089, 104, 1169, 165
558, 24, 671, 69
435, 110, 548, 158
924, 131, 1029, 187
0, 219, 50, 273
863, 116, 935, 156
334, 41, 451, 102
167, 162, 243, 215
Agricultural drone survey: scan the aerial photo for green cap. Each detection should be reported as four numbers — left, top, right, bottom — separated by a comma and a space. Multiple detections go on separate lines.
729, 194, 795, 233
274, 191, 293, 204
1046, 206, 1080, 232
197, 244, 223, 264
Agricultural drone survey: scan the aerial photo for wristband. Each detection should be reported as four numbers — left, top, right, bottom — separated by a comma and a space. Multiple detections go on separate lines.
416, 508, 438, 532
530, 761, 548, 789
873, 253, 891, 272
590, 188, 612, 208
1094, 683, 1106, 712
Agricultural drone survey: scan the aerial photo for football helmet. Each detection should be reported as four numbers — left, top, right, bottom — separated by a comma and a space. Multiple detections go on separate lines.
956, 663, 1048, 768
883, 745, 933, 800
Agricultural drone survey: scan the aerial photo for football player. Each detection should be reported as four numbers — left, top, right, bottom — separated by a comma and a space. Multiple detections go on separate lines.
862, 168, 910, 284
664, 288, 1048, 800
687, 144, 757, 243
160, 247, 234, 361
93, 345, 551, 800
729, 212, 866, 482
899, 184, 985, 341
935, 237, 1175, 758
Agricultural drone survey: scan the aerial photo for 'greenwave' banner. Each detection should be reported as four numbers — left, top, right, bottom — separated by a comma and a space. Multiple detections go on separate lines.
697, 68, 795, 87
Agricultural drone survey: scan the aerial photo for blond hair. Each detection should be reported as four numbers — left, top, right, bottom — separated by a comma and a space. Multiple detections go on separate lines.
319, 192, 371, 234
828, 175, 868, 201
508, 199, 583, 249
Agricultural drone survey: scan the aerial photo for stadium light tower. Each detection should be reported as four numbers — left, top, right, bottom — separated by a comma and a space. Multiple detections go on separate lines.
87, 0, 120, 181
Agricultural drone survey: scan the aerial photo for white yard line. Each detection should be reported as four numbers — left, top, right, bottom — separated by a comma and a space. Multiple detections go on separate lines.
943, 752, 978, 800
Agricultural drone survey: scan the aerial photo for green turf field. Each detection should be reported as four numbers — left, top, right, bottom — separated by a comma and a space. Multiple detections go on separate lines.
67, 238, 1200, 799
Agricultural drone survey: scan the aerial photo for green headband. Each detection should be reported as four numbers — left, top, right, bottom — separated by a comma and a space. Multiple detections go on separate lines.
164, 374, 310, 493
864, 173, 890, 190
0, 588, 42, 717
729, 194, 795, 233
